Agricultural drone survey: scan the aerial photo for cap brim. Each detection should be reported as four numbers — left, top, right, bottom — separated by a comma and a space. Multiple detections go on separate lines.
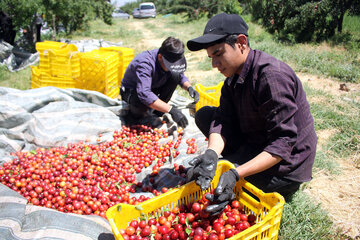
163, 55, 187, 73
187, 34, 227, 51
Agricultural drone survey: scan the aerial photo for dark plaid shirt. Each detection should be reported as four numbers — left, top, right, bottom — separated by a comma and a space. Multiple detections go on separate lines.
210, 49, 317, 182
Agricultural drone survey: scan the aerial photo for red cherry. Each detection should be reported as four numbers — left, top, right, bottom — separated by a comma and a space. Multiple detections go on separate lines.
224, 229, 234, 238
191, 202, 201, 213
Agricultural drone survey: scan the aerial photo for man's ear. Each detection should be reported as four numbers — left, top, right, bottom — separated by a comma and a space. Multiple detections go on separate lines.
158, 53, 163, 61
237, 34, 248, 49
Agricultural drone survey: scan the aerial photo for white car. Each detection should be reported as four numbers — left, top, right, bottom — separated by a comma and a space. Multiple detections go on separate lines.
112, 9, 130, 19
138, 2, 156, 18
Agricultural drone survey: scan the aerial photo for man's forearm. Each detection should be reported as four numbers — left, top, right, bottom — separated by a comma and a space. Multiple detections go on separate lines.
235, 151, 282, 178
182, 81, 191, 90
149, 99, 171, 113
207, 132, 225, 156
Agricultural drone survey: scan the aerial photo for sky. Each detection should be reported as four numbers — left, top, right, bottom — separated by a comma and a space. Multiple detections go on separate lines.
111, 0, 137, 7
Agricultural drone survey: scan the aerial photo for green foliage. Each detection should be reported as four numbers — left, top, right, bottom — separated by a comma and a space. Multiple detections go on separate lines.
249, 18, 360, 83
154, 0, 242, 20
0, 0, 114, 46
0, 0, 42, 32
245, 0, 360, 43
121, 0, 243, 20
41, 0, 114, 33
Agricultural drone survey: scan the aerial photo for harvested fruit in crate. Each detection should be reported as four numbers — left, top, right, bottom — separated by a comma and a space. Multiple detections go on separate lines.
118, 193, 257, 240
106, 160, 285, 240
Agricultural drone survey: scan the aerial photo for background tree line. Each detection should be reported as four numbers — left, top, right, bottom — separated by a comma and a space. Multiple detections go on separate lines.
0, 0, 113, 52
1, 0, 359, 52
243, 0, 360, 43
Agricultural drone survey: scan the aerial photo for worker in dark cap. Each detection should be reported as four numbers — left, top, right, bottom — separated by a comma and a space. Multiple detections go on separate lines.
186, 13, 317, 214
120, 36, 199, 128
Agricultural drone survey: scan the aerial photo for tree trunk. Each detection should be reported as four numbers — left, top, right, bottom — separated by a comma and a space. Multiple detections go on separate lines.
338, 12, 344, 33
51, 14, 56, 40
338, 0, 344, 33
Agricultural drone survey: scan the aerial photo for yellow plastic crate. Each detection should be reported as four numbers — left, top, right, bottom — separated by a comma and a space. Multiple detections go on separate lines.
195, 81, 224, 111
106, 160, 285, 240
79, 50, 120, 98
31, 66, 80, 89
36, 41, 67, 74
99, 46, 135, 85
48, 44, 80, 79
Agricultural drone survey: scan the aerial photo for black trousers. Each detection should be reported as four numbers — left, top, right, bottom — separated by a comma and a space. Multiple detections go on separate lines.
120, 74, 180, 118
195, 106, 301, 201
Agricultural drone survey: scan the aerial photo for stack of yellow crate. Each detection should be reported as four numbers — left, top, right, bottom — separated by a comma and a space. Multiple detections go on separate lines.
78, 50, 120, 98
36, 41, 67, 75
31, 41, 135, 98
32, 41, 81, 89
99, 47, 135, 86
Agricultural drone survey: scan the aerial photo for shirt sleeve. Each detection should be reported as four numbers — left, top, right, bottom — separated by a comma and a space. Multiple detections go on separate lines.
179, 73, 189, 87
258, 71, 298, 161
135, 61, 159, 106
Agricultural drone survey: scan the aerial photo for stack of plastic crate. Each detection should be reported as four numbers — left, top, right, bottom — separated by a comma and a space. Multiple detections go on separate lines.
99, 46, 135, 86
35, 41, 67, 75
32, 41, 81, 89
48, 44, 80, 79
79, 49, 120, 98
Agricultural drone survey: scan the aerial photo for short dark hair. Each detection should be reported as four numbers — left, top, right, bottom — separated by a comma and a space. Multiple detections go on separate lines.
224, 34, 250, 48
159, 37, 185, 55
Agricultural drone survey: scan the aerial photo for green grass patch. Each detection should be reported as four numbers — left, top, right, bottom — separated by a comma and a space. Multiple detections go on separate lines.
279, 191, 337, 240
0, 65, 31, 90
246, 15, 360, 83
303, 82, 360, 173
342, 13, 360, 36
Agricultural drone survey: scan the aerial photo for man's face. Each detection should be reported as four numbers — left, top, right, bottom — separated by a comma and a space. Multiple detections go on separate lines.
206, 41, 245, 78
158, 54, 169, 72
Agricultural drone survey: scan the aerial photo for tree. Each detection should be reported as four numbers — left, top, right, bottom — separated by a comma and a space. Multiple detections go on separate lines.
244, 0, 360, 43
0, 0, 113, 52
149, 0, 242, 20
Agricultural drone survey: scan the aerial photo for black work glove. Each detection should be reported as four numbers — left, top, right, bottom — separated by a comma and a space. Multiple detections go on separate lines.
205, 168, 240, 216
186, 149, 218, 190
188, 86, 200, 104
169, 106, 188, 128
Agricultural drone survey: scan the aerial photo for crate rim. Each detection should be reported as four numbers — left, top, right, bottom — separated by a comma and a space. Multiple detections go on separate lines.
106, 160, 285, 240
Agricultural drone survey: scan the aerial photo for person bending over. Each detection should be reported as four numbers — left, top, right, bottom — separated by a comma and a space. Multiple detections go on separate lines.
120, 36, 199, 128
186, 13, 317, 215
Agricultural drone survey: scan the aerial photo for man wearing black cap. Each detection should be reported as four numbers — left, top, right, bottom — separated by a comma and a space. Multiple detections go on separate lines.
186, 13, 317, 214
120, 36, 199, 128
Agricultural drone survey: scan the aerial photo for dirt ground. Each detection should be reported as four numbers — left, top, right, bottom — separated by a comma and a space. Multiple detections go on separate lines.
298, 73, 360, 238
127, 19, 360, 239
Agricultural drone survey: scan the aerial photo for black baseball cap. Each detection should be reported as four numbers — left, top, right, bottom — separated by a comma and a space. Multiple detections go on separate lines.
161, 50, 187, 74
159, 37, 187, 74
187, 13, 248, 51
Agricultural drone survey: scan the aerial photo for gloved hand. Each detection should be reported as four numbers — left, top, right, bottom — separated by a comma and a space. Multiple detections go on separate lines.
169, 106, 188, 128
186, 149, 218, 190
188, 86, 200, 104
205, 168, 240, 216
